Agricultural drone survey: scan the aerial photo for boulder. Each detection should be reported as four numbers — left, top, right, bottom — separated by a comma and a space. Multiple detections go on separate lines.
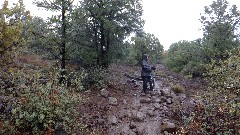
100, 88, 109, 98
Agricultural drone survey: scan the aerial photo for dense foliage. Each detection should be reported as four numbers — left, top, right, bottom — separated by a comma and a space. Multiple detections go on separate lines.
0, 69, 83, 134
164, 0, 240, 134
181, 47, 240, 134
164, 0, 240, 78
164, 40, 205, 77
0, 1, 26, 66
130, 33, 164, 65
1, 0, 239, 134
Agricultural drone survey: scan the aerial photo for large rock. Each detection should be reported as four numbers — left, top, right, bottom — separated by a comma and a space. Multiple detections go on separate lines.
109, 97, 118, 106
160, 122, 177, 133
108, 115, 117, 125
100, 88, 109, 98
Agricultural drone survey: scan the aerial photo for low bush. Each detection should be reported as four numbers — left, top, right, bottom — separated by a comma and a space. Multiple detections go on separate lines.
171, 83, 185, 94
0, 68, 84, 134
81, 67, 109, 90
180, 48, 240, 134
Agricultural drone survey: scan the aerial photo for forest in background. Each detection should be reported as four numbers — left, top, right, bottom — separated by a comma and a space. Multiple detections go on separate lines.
0, 0, 239, 134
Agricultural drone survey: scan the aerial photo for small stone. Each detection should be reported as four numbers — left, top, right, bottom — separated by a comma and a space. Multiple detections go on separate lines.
154, 98, 161, 103
108, 115, 117, 125
140, 97, 151, 103
150, 91, 158, 96
153, 103, 161, 110
166, 98, 172, 104
177, 93, 187, 101
98, 118, 105, 125
147, 109, 155, 117
135, 111, 146, 122
129, 121, 137, 129
101, 88, 109, 98
160, 122, 177, 133
127, 110, 133, 118
161, 88, 171, 96
123, 99, 127, 105
161, 96, 167, 102
151, 95, 157, 100
163, 106, 168, 111
153, 110, 159, 116
109, 97, 118, 106
135, 127, 145, 135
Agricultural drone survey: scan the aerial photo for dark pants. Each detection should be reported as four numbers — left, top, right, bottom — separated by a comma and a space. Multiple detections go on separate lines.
142, 76, 153, 93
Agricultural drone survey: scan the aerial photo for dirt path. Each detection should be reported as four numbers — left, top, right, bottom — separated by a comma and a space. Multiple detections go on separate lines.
79, 64, 206, 135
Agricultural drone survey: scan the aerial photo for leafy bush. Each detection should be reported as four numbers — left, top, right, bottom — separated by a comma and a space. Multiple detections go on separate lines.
181, 47, 240, 134
164, 40, 206, 77
171, 83, 185, 94
0, 69, 84, 134
81, 67, 109, 90
0, 1, 26, 66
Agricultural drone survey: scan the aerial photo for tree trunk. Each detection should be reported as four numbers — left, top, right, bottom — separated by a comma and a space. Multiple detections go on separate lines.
100, 22, 107, 68
60, 0, 66, 83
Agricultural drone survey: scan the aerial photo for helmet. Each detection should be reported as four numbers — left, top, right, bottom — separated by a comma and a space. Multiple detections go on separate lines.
143, 54, 148, 61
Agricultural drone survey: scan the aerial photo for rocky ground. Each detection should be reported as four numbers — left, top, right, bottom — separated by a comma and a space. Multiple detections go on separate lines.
79, 64, 207, 135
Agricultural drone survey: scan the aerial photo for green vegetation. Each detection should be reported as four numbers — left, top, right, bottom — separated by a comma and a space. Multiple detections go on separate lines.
181, 47, 240, 134
0, 69, 83, 134
0, 0, 159, 134
163, 0, 240, 134
0, 0, 239, 134
171, 83, 185, 94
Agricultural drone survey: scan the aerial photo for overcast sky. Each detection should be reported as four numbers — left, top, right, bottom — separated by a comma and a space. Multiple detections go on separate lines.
1, 0, 240, 50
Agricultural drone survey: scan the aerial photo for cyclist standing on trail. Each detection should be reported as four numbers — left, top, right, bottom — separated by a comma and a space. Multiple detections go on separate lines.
141, 54, 156, 94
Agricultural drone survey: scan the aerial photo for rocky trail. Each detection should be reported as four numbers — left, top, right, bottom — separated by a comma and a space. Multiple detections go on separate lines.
79, 64, 206, 135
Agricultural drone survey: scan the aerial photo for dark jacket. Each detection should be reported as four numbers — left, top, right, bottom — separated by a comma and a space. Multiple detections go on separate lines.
141, 59, 152, 77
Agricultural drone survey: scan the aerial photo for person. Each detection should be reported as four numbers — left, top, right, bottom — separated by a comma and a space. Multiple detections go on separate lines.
141, 54, 156, 94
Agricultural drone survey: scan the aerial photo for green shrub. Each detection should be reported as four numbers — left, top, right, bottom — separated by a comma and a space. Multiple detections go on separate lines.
82, 67, 109, 90
0, 69, 84, 134
163, 40, 206, 78
181, 47, 240, 134
171, 83, 185, 94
